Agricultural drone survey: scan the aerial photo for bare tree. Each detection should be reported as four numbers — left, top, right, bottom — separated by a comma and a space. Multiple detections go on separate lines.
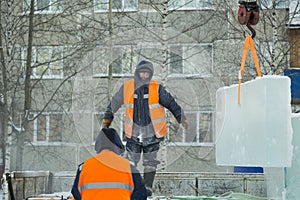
0, 0, 113, 178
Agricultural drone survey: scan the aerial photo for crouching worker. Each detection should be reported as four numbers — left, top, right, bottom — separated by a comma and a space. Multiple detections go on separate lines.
71, 128, 147, 200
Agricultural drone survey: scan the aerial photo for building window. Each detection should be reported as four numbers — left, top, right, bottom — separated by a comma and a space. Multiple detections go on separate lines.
23, 0, 63, 13
167, 111, 214, 145
22, 46, 64, 79
94, 0, 138, 12
168, 44, 213, 77
290, 29, 300, 68
28, 113, 63, 143
93, 46, 137, 76
168, 0, 213, 10
260, 0, 289, 9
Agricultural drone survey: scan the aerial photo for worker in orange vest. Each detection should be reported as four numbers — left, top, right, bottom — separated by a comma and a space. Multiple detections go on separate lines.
103, 60, 189, 196
71, 128, 147, 200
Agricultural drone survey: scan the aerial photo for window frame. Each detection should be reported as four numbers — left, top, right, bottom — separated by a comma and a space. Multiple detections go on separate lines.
168, 0, 214, 11
94, 0, 138, 13
166, 110, 215, 146
168, 43, 214, 78
23, 0, 64, 14
27, 112, 64, 145
92, 45, 137, 77
21, 46, 64, 79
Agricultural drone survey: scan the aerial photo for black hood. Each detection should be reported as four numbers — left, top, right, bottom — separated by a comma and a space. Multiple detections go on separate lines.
94, 128, 125, 155
134, 60, 154, 86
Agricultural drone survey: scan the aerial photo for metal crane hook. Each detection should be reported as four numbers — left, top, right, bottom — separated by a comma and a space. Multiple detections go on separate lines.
238, 0, 260, 38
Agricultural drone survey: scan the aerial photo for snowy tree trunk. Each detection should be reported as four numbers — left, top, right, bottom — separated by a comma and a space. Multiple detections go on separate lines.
158, 0, 169, 172
107, 0, 113, 100
270, 0, 278, 74
1, 0, 14, 198
4, 0, 14, 176
161, 0, 168, 85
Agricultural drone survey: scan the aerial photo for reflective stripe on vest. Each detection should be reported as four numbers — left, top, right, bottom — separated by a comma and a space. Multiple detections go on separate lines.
123, 79, 167, 138
79, 182, 133, 192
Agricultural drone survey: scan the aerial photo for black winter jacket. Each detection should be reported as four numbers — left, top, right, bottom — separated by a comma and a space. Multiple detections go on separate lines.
104, 83, 185, 126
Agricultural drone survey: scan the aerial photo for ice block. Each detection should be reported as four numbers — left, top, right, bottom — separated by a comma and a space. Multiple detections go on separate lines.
216, 75, 293, 167
285, 113, 300, 199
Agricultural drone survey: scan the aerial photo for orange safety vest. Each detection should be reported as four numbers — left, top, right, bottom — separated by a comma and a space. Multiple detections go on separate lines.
78, 150, 134, 200
123, 79, 167, 138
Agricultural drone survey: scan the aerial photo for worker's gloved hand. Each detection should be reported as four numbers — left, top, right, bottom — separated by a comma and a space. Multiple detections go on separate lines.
181, 120, 189, 130
102, 118, 111, 128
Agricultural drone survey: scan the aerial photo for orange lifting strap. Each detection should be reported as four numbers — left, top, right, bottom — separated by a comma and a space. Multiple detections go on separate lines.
238, 35, 262, 104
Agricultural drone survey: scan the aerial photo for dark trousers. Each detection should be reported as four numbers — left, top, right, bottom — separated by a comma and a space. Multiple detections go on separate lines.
125, 137, 161, 168
126, 137, 161, 188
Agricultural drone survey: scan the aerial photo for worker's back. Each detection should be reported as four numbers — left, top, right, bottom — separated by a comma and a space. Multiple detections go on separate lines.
78, 149, 134, 200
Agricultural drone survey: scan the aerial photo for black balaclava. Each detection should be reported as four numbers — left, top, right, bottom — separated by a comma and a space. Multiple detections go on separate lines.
134, 60, 154, 89
94, 128, 125, 155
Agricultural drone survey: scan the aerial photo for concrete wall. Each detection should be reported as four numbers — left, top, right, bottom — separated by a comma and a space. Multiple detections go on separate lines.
10, 171, 266, 198
153, 172, 266, 197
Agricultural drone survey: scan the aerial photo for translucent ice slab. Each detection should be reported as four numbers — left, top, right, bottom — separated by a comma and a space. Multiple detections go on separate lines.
285, 113, 300, 199
216, 75, 293, 167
